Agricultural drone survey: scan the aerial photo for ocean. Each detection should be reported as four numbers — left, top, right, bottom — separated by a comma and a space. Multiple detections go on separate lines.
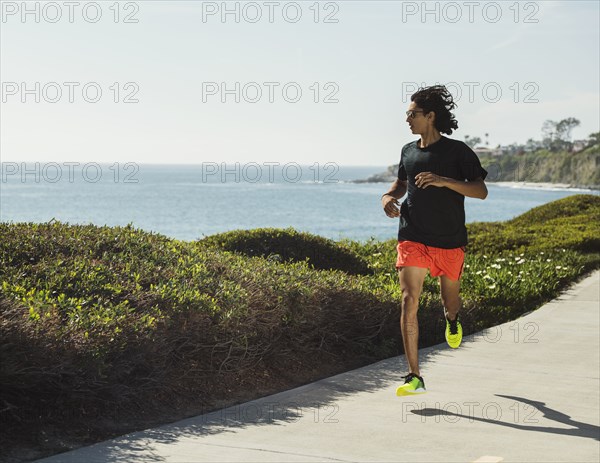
1, 163, 597, 242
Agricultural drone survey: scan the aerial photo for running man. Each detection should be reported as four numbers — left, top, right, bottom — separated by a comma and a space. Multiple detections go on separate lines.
381, 85, 488, 396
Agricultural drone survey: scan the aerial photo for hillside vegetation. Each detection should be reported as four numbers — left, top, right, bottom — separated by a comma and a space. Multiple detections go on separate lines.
481, 144, 600, 186
355, 145, 600, 188
1, 195, 599, 461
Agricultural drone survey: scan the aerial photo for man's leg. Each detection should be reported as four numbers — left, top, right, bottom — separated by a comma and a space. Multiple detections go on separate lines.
398, 266, 428, 376
439, 275, 461, 320
440, 274, 464, 349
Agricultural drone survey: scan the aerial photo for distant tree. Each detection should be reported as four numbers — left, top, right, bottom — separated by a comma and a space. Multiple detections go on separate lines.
541, 120, 557, 150
507, 143, 525, 156
586, 132, 599, 147
500, 143, 520, 156
555, 117, 580, 150
464, 135, 482, 148
525, 138, 538, 152
541, 118, 580, 151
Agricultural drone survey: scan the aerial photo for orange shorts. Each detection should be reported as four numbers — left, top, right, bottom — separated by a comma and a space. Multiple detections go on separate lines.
396, 240, 465, 281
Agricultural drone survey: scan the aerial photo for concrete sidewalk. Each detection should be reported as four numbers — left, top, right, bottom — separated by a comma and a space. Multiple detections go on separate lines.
36, 271, 600, 463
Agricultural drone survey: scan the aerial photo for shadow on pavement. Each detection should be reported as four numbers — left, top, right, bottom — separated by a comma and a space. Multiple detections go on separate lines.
411, 393, 600, 441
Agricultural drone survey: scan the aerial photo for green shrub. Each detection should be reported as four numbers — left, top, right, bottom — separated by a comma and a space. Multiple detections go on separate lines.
467, 195, 600, 255
0, 221, 398, 457
508, 194, 599, 226
197, 227, 372, 275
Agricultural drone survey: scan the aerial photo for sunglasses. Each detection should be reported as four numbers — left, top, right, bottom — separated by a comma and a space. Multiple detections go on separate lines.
406, 110, 425, 118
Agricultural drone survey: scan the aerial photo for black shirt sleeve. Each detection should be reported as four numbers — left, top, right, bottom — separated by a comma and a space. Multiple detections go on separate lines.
459, 143, 488, 181
398, 146, 408, 181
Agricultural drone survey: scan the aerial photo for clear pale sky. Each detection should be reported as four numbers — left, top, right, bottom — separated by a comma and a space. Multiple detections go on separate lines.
1, 0, 598, 165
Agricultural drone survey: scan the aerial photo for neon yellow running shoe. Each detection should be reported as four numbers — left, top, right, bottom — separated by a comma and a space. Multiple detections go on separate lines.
396, 373, 426, 396
445, 313, 463, 348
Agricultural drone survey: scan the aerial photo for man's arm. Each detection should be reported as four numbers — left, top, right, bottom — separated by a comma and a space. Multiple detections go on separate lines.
414, 173, 488, 200
381, 178, 407, 218
382, 178, 407, 199
443, 177, 488, 199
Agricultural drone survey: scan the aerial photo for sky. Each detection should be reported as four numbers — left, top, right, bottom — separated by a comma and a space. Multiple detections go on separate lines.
1, 0, 599, 165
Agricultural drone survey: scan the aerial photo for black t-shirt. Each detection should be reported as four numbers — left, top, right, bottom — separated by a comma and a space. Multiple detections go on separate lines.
397, 136, 487, 249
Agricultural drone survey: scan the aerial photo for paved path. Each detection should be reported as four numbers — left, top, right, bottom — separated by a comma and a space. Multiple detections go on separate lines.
36, 271, 600, 463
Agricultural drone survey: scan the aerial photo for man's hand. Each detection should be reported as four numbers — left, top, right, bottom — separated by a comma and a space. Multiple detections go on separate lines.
382, 194, 401, 218
415, 172, 446, 189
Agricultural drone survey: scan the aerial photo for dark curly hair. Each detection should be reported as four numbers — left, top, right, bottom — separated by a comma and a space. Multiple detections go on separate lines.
411, 85, 459, 135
